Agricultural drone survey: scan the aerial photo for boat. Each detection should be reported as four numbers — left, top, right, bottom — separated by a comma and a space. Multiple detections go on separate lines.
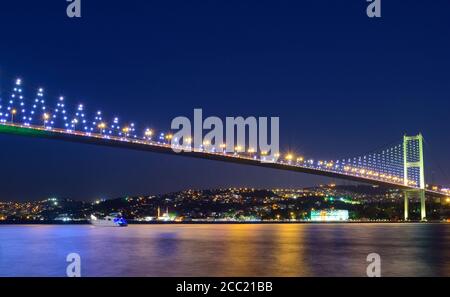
90, 213, 128, 227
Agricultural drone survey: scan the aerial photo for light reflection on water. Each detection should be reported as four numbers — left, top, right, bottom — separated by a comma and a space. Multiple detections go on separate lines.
0, 224, 449, 277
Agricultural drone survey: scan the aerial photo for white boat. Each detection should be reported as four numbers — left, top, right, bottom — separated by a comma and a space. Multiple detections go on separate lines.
90, 213, 128, 227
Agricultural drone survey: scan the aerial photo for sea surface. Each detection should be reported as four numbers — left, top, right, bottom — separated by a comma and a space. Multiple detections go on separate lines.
0, 223, 449, 277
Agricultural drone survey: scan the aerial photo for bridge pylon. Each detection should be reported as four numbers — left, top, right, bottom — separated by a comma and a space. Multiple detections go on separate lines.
403, 133, 426, 221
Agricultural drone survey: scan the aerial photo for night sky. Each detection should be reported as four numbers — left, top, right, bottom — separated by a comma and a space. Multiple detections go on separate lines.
0, 1, 449, 201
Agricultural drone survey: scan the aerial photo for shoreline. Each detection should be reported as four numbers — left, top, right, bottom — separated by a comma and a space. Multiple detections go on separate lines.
0, 220, 448, 225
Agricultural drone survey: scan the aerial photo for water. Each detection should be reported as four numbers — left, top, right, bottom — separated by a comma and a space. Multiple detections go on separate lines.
0, 224, 449, 277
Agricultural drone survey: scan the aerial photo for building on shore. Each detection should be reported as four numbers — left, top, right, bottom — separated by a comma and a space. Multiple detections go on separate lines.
310, 209, 349, 222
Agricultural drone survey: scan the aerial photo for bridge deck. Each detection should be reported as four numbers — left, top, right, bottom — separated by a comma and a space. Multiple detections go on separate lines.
0, 123, 446, 198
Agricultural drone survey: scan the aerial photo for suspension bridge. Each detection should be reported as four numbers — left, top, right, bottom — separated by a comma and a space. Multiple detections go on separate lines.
0, 78, 449, 221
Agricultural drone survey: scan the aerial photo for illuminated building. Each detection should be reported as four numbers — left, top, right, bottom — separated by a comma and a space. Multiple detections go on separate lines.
310, 209, 349, 222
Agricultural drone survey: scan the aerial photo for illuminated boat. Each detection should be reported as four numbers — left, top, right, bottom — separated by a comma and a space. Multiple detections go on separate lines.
90, 213, 128, 227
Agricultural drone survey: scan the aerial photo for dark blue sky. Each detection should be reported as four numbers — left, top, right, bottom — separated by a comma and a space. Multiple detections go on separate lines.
0, 1, 449, 201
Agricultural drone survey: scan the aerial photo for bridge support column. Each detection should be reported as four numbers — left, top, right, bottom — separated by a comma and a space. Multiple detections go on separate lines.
403, 134, 426, 222
420, 190, 426, 221
404, 189, 426, 221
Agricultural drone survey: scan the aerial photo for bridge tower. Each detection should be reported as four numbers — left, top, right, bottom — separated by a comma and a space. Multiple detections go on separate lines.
403, 134, 426, 221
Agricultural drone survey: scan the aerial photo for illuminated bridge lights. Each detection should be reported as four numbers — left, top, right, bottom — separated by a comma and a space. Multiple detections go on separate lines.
0, 77, 448, 196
